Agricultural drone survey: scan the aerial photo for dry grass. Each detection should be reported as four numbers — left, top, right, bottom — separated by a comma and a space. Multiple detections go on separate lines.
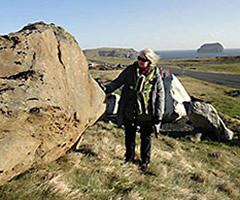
1, 121, 240, 199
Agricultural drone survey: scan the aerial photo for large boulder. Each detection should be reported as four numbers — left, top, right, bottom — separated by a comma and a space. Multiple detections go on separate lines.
188, 101, 234, 141
0, 22, 106, 184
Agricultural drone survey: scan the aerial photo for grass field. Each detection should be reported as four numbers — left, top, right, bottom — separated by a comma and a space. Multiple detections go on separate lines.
1, 57, 240, 200
1, 119, 240, 200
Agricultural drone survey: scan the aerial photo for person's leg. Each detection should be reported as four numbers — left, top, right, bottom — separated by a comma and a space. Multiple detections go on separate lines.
124, 123, 137, 163
140, 124, 153, 165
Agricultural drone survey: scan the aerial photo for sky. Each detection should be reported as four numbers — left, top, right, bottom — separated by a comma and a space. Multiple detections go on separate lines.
0, 0, 239, 51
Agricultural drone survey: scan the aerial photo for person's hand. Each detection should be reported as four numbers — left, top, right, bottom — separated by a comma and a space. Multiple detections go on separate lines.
154, 118, 161, 125
95, 79, 107, 93
154, 119, 161, 138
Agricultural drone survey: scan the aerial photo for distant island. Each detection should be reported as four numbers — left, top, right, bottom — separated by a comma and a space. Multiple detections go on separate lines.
197, 42, 224, 53
83, 47, 138, 58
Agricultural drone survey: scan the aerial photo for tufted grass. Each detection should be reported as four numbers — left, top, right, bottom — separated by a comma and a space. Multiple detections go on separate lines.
1, 57, 240, 199
1, 121, 240, 200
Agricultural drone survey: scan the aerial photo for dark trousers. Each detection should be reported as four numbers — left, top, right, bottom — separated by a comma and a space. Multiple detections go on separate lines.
124, 123, 153, 164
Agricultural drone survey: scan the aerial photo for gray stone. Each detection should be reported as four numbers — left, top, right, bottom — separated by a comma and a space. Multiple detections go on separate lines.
188, 101, 233, 141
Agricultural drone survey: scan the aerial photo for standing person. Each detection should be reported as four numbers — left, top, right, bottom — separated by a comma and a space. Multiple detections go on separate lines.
104, 48, 165, 172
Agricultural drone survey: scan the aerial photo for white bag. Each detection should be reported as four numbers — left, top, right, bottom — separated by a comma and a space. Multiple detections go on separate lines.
163, 73, 191, 122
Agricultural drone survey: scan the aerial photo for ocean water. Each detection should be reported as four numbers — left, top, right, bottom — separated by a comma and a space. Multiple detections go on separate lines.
155, 49, 240, 60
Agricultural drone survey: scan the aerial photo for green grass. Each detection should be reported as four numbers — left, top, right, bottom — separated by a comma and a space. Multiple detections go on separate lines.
179, 76, 240, 118
181, 63, 240, 74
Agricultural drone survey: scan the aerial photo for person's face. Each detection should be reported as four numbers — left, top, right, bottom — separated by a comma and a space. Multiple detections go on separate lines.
137, 53, 150, 69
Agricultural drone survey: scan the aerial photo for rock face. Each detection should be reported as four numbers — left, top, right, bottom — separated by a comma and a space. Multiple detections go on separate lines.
0, 22, 106, 184
197, 42, 224, 53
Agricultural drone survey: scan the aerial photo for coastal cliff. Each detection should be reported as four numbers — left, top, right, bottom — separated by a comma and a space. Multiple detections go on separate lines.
83, 47, 138, 58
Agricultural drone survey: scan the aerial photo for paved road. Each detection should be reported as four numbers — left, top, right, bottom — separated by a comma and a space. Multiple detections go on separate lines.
161, 66, 240, 89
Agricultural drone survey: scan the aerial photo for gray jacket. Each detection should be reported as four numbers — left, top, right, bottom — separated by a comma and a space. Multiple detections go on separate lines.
106, 62, 165, 127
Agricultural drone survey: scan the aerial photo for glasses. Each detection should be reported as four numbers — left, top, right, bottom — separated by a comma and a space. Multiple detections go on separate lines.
138, 56, 149, 63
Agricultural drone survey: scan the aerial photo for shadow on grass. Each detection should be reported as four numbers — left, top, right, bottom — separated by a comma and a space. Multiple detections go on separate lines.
7, 168, 35, 183
227, 139, 240, 147
160, 129, 240, 148
73, 144, 97, 157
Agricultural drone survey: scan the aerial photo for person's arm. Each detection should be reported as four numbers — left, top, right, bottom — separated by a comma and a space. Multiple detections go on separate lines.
155, 73, 165, 123
105, 66, 129, 94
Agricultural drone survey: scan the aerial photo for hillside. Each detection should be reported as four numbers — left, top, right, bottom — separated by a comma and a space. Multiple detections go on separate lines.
83, 47, 138, 59
1, 70, 240, 200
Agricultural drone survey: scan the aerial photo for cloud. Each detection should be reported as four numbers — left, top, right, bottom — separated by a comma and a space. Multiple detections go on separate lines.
209, 32, 216, 39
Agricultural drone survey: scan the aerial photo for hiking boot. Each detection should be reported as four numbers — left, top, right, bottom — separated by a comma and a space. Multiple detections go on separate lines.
121, 159, 135, 166
139, 163, 148, 173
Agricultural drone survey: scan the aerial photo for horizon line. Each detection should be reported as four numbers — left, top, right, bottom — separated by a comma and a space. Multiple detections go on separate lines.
82, 47, 240, 52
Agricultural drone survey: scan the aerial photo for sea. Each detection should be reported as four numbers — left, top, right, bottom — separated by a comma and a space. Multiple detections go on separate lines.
155, 49, 240, 60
